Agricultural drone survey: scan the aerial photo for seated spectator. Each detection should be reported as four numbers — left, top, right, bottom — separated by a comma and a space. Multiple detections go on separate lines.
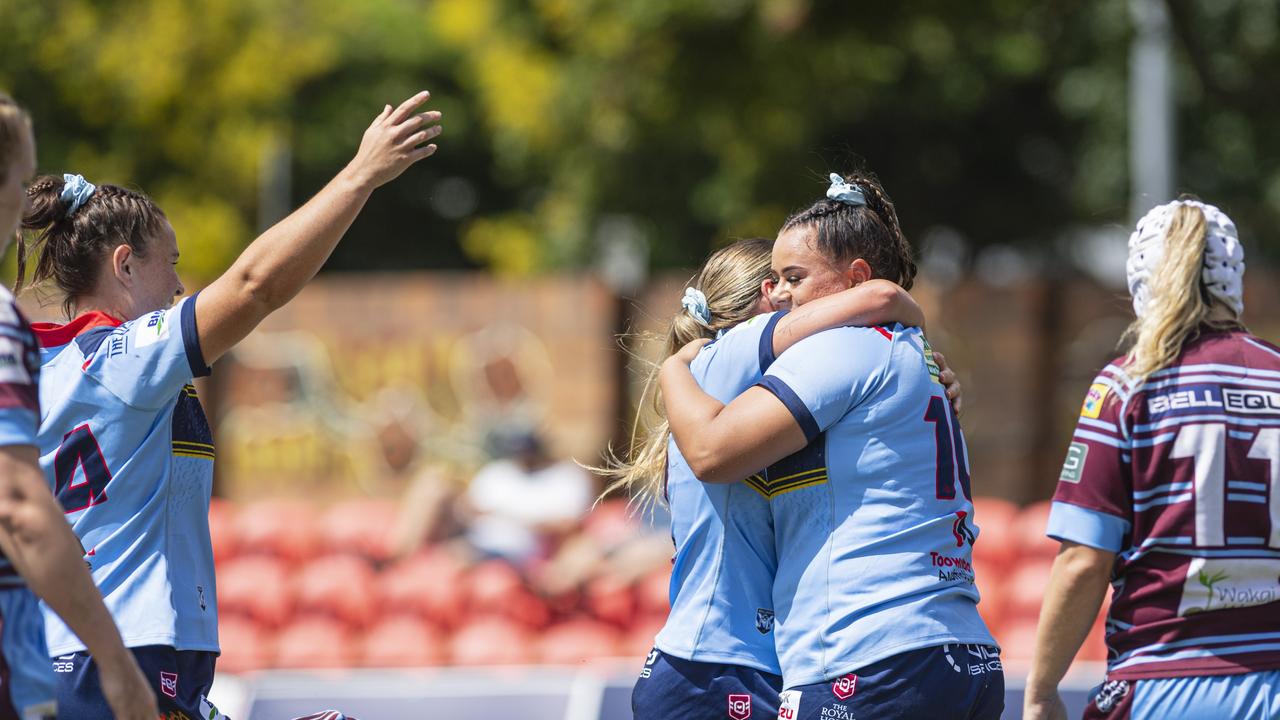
459, 426, 595, 568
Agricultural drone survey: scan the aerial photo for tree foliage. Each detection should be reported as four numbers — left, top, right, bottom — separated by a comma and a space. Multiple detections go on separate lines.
2, 0, 1276, 285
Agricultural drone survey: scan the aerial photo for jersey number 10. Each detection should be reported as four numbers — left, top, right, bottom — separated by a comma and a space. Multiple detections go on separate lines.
925, 396, 972, 501
53, 424, 112, 514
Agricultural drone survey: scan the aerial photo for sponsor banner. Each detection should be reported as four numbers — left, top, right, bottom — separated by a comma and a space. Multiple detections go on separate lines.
1178, 557, 1280, 616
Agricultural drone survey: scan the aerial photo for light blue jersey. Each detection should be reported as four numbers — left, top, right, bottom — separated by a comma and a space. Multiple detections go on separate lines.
33, 296, 218, 656
757, 324, 994, 687
654, 311, 785, 675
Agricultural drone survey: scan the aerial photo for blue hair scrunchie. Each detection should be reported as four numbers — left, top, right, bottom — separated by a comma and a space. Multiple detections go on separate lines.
681, 287, 710, 325
826, 173, 867, 206
60, 173, 97, 215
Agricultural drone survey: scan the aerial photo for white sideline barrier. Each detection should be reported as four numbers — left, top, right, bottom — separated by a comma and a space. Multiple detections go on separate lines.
210, 661, 1108, 719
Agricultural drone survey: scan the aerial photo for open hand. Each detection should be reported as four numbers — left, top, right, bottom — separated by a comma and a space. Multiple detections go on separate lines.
346, 90, 442, 189
672, 338, 711, 365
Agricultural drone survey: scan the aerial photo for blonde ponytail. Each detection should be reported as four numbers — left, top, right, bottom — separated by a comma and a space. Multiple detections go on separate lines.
1122, 204, 1243, 382
592, 238, 773, 512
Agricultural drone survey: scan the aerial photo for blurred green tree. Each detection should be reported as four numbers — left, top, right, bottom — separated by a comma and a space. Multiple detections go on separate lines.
1, 0, 1276, 288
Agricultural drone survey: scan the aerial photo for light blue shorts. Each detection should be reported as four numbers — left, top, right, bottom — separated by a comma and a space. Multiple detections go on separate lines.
1086, 670, 1280, 719
0, 588, 56, 718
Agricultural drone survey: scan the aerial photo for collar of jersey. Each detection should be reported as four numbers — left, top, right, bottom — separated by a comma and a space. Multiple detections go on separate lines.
32, 311, 124, 348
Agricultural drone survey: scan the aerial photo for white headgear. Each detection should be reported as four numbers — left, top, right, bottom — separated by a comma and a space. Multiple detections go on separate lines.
1126, 199, 1244, 318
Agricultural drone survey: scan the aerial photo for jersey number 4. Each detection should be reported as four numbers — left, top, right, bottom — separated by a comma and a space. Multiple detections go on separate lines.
925, 396, 971, 500
53, 424, 111, 513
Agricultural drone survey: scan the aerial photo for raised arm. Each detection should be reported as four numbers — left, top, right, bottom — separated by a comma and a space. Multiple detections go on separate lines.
0, 446, 157, 720
771, 279, 923, 356
196, 91, 442, 364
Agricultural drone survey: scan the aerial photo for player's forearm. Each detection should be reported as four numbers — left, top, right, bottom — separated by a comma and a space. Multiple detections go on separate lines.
220, 170, 372, 316
658, 356, 731, 479
0, 451, 134, 661
772, 280, 923, 356
1025, 541, 1113, 700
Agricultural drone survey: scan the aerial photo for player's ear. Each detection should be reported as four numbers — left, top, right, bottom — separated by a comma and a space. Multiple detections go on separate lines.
844, 258, 872, 287
111, 244, 134, 286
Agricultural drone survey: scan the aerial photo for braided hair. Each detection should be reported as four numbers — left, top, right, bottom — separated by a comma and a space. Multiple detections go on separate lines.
781, 172, 916, 290
20, 176, 167, 317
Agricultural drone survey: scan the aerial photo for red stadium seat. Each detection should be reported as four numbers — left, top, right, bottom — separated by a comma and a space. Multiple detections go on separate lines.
358, 615, 447, 667
971, 496, 1018, 576
1005, 558, 1055, 621
1013, 500, 1061, 563
376, 550, 468, 628
467, 560, 524, 616
235, 499, 321, 564
318, 498, 399, 562
537, 620, 623, 664
209, 497, 239, 564
584, 575, 636, 627
216, 615, 275, 674
622, 615, 668, 658
216, 555, 294, 628
274, 616, 355, 669
448, 618, 535, 666
994, 617, 1039, 661
635, 567, 671, 616
294, 555, 377, 629
581, 500, 634, 546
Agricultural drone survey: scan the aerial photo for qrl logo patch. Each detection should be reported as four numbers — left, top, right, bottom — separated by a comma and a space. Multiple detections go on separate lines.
727, 693, 752, 720
160, 670, 178, 698
831, 674, 857, 700
756, 608, 775, 634
1081, 383, 1110, 419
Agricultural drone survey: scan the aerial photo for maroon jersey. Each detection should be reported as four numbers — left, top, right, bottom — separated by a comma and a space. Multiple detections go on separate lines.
1048, 329, 1280, 680
0, 286, 42, 589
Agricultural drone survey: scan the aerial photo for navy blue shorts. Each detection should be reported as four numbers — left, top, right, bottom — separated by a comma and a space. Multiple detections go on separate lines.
53, 645, 221, 719
777, 644, 1004, 720
632, 647, 783, 720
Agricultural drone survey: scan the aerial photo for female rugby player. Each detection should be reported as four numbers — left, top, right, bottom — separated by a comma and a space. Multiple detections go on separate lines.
1026, 199, 1280, 720
21, 91, 439, 718
660, 173, 1001, 720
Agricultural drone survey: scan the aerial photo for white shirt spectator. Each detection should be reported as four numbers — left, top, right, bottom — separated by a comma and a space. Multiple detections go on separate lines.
465, 458, 593, 564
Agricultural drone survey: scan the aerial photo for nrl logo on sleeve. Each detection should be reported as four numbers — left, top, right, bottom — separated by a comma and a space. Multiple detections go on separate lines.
1081, 383, 1110, 419
1060, 442, 1089, 484
755, 608, 775, 634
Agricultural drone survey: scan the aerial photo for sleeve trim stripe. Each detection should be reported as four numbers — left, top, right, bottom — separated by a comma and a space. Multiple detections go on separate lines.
758, 310, 788, 374
755, 375, 820, 443
1073, 428, 1129, 449
181, 293, 211, 378
1046, 501, 1129, 553
1077, 417, 1121, 434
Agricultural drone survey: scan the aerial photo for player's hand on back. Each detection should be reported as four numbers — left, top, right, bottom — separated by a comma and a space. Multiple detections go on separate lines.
95, 648, 159, 720
671, 338, 711, 366
345, 90, 442, 189
934, 351, 962, 415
